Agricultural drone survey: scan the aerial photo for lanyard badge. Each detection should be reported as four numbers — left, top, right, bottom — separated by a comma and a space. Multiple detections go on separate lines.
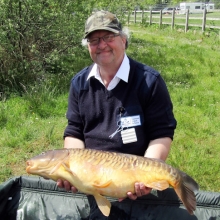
109, 107, 140, 144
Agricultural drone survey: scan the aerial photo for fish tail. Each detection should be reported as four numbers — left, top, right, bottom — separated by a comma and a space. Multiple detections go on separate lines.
173, 171, 199, 215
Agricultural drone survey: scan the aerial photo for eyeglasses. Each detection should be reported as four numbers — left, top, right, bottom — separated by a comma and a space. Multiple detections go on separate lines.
87, 33, 120, 46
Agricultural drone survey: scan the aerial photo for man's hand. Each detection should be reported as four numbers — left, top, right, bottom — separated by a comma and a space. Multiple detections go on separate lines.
118, 182, 152, 202
57, 179, 78, 193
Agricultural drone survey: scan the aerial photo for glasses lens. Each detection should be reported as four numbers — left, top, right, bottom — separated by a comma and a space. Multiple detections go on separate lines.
103, 35, 114, 42
89, 38, 99, 45
88, 34, 119, 46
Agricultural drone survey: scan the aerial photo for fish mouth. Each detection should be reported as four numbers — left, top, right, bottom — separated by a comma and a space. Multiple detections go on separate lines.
26, 159, 57, 175
26, 160, 33, 173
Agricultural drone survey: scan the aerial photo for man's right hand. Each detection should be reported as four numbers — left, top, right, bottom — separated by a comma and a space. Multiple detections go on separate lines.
57, 179, 78, 193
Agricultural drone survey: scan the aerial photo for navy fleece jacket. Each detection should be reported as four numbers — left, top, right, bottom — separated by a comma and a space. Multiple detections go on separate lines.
64, 57, 177, 156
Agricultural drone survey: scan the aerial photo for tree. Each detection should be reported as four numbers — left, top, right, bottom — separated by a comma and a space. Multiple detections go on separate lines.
212, 0, 220, 9
0, 0, 97, 95
0, 0, 156, 96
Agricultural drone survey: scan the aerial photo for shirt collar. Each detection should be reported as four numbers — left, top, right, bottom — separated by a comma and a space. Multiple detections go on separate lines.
87, 54, 130, 83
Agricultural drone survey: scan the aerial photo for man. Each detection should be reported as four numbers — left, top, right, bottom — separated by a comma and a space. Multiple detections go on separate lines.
58, 10, 176, 217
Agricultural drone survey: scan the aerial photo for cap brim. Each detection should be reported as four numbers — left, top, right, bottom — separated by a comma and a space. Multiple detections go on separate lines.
84, 27, 119, 38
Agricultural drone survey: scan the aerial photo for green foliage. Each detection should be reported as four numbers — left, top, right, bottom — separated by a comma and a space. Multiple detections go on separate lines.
94, 0, 156, 12
0, 0, 95, 96
213, 0, 220, 9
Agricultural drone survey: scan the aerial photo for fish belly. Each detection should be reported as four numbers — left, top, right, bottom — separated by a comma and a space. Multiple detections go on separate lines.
70, 162, 172, 198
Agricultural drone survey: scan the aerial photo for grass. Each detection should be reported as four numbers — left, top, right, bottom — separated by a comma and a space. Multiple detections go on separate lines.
0, 92, 68, 182
0, 24, 220, 192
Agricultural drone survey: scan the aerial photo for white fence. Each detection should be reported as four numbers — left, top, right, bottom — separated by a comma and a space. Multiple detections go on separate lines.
127, 9, 220, 32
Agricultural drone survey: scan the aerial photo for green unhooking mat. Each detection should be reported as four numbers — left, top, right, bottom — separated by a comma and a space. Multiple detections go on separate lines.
0, 176, 220, 220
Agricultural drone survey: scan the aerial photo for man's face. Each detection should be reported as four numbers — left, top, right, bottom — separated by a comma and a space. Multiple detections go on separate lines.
87, 30, 126, 67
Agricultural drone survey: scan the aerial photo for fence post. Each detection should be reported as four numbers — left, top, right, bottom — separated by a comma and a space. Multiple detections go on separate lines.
159, 10, 162, 28
134, 10, 137, 23
202, 8, 207, 32
171, 9, 175, 30
141, 10, 144, 23
149, 10, 152, 25
127, 11, 130, 24
185, 9, 189, 32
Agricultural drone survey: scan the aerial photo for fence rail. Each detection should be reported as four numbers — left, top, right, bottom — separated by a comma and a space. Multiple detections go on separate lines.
127, 9, 220, 32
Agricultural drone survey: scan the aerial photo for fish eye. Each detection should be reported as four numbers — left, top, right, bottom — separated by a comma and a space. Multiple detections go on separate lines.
40, 152, 46, 155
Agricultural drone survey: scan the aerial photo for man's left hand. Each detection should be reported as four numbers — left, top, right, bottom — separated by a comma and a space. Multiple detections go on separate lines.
118, 182, 152, 202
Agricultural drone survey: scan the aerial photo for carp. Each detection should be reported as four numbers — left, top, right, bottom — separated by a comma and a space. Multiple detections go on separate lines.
26, 148, 199, 216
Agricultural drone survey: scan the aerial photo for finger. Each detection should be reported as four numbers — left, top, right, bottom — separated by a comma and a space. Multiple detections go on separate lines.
143, 187, 152, 195
127, 191, 137, 200
140, 183, 152, 195
118, 198, 125, 202
139, 183, 147, 195
57, 179, 64, 188
71, 186, 78, 193
134, 182, 142, 197
64, 180, 71, 191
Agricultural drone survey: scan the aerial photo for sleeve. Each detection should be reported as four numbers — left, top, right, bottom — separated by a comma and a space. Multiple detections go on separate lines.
144, 74, 177, 140
63, 79, 85, 141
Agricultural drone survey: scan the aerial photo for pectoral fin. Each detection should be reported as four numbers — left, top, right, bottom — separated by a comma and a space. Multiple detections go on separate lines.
93, 179, 112, 188
94, 194, 111, 217
61, 162, 77, 176
146, 180, 169, 190
49, 161, 63, 175
49, 161, 77, 177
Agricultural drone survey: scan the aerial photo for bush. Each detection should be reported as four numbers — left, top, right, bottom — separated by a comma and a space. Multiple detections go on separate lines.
0, 0, 94, 96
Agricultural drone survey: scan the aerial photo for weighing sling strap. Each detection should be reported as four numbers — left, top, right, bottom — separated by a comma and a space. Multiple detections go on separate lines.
0, 176, 220, 220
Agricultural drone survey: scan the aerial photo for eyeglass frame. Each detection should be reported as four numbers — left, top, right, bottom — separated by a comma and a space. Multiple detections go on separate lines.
87, 33, 121, 46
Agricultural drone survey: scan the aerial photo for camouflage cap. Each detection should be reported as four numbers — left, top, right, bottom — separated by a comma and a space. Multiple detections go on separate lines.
84, 10, 122, 38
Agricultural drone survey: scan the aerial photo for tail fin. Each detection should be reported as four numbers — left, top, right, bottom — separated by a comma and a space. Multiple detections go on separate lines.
174, 171, 199, 215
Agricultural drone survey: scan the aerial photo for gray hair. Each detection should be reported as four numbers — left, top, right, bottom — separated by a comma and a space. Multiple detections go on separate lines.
121, 27, 130, 49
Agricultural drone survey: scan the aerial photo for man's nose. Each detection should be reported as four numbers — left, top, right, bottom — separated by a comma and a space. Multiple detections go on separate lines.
97, 38, 107, 48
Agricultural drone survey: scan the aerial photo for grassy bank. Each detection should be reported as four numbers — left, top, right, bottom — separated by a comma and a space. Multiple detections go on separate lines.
0, 25, 220, 192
